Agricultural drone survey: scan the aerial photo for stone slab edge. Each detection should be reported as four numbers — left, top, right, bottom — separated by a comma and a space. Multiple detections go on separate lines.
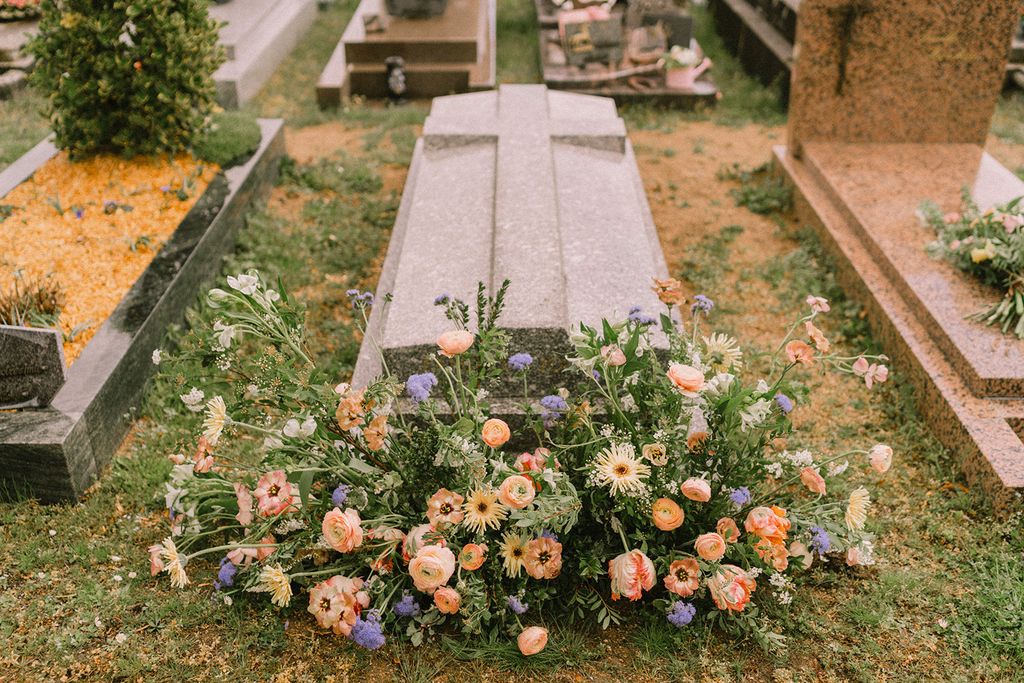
0, 119, 285, 503
774, 144, 1024, 512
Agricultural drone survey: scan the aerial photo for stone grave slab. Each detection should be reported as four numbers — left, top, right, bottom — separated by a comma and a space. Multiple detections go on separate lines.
0, 326, 66, 409
0, 18, 37, 100
774, 0, 1024, 509
353, 85, 670, 413
211, 0, 318, 108
317, 0, 496, 106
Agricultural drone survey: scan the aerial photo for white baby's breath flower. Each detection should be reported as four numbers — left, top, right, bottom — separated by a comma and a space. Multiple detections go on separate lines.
151, 349, 162, 365
180, 388, 205, 413
227, 272, 259, 296
765, 461, 784, 478
202, 396, 228, 445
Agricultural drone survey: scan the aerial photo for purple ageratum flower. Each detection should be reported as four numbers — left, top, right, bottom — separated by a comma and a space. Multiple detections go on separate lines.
406, 372, 438, 403
729, 487, 751, 507
539, 529, 558, 542
667, 601, 696, 627
691, 294, 714, 315
332, 484, 350, 507
393, 591, 420, 618
73, 207, 84, 219
214, 557, 236, 590
346, 290, 374, 309
508, 353, 534, 371
507, 595, 529, 615
809, 526, 831, 556
539, 394, 568, 426
628, 306, 657, 325
433, 292, 451, 306
350, 610, 386, 650
774, 393, 793, 414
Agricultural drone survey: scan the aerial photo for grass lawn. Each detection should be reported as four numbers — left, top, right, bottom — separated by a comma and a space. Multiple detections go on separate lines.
1, 2, 1024, 681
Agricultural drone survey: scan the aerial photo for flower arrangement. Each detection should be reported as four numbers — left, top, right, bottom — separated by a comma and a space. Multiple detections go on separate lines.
660, 45, 701, 70
148, 271, 892, 655
924, 194, 1024, 336
0, 0, 40, 21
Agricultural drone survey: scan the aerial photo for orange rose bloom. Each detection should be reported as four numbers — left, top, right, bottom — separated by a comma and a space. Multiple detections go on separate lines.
481, 418, 511, 448
663, 558, 700, 597
652, 498, 684, 531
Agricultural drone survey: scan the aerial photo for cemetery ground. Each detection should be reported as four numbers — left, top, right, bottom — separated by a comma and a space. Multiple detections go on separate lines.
2, 2, 1024, 681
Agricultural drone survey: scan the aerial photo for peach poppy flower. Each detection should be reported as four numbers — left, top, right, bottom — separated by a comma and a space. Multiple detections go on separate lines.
869, 443, 893, 473
652, 277, 685, 305
192, 436, 214, 473
148, 544, 164, 576
253, 470, 294, 516
708, 564, 756, 612
695, 532, 727, 561
667, 363, 705, 396
744, 506, 791, 545
322, 507, 364, 553
608, 549, 656, 601
663, 558, 700, 597
307, 575, 369, 636
426, 488, 465, 527
680, 477, 712, 502
524, 537, 563, 580
716, 517, 740, 544
335, 389, 367, 430
805, 295, 830, 313
755, 537, 789, 571
498, 475, 536, 509
234, 483, 254, 527
481, 418, 511, 448
788, 541, 813, 570
601, 344, 627, 367
852, 357, 889, 389
805, 321, 830, 353
517, 626, 549, 656
785, 340, 815, 366
800, 467, 826, 495
459, 543, 487, 570
652, 498, 684, 531
364, 414, 388, 451
434, 586, 461, 614
437, 330, 474, 358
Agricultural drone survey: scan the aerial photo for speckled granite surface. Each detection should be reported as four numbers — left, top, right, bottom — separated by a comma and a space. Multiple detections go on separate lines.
788, 0, 1020, 156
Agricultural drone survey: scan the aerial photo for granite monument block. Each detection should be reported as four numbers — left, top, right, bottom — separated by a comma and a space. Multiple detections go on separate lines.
0, 326, 66, 409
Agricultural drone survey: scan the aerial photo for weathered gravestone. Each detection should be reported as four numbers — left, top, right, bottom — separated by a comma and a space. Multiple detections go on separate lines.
0, 326, 66, 409
774, 0, 1024, 508
353, 84, 671, 416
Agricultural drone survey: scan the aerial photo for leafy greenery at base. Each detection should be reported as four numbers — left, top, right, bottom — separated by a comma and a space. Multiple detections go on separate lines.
193, 111, 262, 168
718, 161, 793, 215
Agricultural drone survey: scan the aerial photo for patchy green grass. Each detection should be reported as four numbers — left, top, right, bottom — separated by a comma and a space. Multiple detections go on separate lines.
2, 2, 1024, 681
497, 0, 541, 83
992, 90, 1024, 146
0, 88, 47, 172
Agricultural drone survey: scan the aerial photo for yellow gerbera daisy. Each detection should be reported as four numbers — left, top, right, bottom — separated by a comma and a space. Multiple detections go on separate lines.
159, 536, 189, 589
703, 333, 743, 372
845, 487, 871, 530
499, 531, 530, 578
202, 395, 228, 445
251, 563, 293, 607
593, 443, 650, 496
461, 487, 508, 534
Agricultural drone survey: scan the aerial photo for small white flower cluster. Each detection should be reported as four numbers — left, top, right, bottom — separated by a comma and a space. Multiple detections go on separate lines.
769, 572, 793, 603
782, 449, 814, 468
180, 388, 205, 413
275, 518, 307, 534
740, 398, 772, 432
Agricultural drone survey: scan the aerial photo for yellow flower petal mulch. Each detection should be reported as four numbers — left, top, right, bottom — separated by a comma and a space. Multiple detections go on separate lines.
0, 152, 218, 364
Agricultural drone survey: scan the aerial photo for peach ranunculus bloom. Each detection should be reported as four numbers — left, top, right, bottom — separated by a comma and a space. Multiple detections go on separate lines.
364, 414, 388, 451
743, 506, 791, 545
652, 277, 686, 305
800, 467, 827, 495
716, 517, 741, 544
805, 321, 830, 353
805, 294, 830, 313
869, 443, 893, 473
335, 388, 367, 430
600, 344, 627, 367
322, 507, 364, 553
402, 523, 440, 562
695, 532, 727, 561
517, 626, 549, 656
642, 442, 669, 466
608, 549, 656, 601
708, 564, 756, 612
253, 469, 295, 516
409, 544, 456, 593
307, 575, 369, 636
785, 340, 815, 366
437, 329, 474, 358
433, 586, 461, 614
481, 418, 511, 448
426, 488, 465, 527
788, 541, 814, 570
458, 543, 487, 570
667, 363, 705, 397
663, 558, 700, 597
680, 477, 712, 502
498, 474, 536, 509
652, 497, 684, 531
756, 537, 790, 571
234, 483, 254, 527
524, 537, 563, 580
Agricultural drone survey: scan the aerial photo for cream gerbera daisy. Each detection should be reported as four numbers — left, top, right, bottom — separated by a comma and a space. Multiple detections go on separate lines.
845, 487, 871, 530
159, 537, 189, 589
461, 488, 508, 534
499, 531, 530, 578
250, 563, 293, 607
592, 443, 651, 496
202, 395, 228, 445
703, 333, 743, 372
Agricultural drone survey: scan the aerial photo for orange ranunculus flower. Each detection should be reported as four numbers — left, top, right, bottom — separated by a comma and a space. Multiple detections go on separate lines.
517, 626, 549, 655
458, 543, 487, 570
433, 586, 461, 614
481, 418, 511, 448
680, 477, 712, 502
498, 474, 536, 509
652, 497, 684, 531
667, 363, 705, 396
716, 517, 740, 543
322, 507, 364, 553
695, 532, 727, 561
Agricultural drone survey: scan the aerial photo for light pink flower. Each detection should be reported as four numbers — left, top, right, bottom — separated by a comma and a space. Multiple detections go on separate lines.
601, 344, 627, 367
852, 357, 889, 389
869, 443, 893, 473
409, 544, 456, 593
708, 564, 756, 612
664, 558, 700, 597
608, 549, 656, 601
253, 470, 294, 516
307, 575, 369, 636
680, 477, 712, 502
322, 507, 363, 553
148, 544, 164, 576
805, 295, 830, 313
517, 626, 549, 656
498, 475, 536, 509
234, 483, 254, 527
402, 523, 440, 562
800, 467, 827, 495
437, 330, 474, 358
667, 363, 705, 396
426, 488, 465, 527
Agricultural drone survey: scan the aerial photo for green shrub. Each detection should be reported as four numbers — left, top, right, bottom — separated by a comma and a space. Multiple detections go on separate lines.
194, 110, 262, 167
28, 0, 224, 158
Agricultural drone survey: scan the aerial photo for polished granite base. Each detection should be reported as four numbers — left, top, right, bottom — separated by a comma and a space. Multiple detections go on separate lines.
0, 120, 285, 502
776, 141, 1024, 509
